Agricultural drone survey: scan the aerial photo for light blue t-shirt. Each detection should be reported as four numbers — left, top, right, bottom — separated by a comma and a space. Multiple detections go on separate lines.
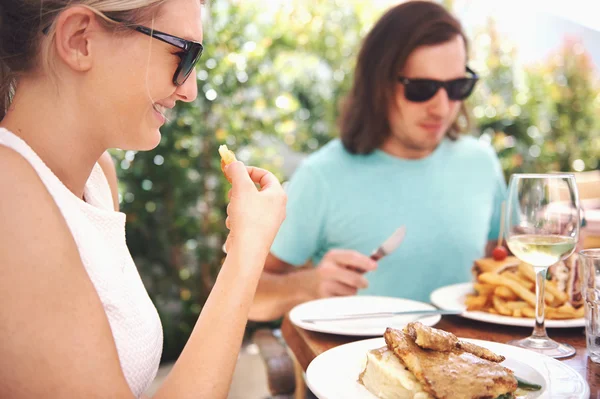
271, 136, 506, 302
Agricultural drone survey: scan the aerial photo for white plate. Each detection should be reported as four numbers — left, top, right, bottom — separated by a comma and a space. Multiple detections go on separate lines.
289, 296, 442, 336
306, 337, 589, 399
430, 283, 585, 328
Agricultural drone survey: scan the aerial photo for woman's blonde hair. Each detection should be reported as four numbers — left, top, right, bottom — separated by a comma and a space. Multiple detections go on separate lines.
0, 0, 167, 120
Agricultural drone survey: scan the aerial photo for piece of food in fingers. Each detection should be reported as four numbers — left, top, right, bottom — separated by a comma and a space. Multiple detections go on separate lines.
218, 144, 237, 182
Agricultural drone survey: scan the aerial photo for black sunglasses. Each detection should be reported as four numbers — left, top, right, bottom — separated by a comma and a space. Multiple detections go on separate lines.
397, 67, 478, 103
128, 24, 203, 86
43, 20, 203, 86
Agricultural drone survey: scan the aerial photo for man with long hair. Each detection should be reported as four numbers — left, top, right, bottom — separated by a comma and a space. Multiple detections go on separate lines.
249, 1, 506, 321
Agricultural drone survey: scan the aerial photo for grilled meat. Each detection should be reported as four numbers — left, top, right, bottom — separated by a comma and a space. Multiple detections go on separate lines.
384, 327, 517, 399
404, 322, 457, 352
457, 340, 505, 363
404, 322, 505, 363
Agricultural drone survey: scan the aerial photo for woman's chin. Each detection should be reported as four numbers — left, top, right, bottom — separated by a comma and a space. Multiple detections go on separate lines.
120, 128, 162, 151
142, 129, 163, 151
140, 116, 163, 150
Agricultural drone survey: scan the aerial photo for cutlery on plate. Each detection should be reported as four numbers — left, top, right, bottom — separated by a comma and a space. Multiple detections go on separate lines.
300, 309, 462, 323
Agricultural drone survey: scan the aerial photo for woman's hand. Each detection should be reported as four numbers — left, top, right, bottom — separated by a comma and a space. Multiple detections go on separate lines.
224, 161, 286, 256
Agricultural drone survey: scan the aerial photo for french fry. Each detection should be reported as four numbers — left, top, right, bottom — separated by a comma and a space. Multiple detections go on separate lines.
505, 301, 529, 310
468, 261, 582, 320
479, 273, 537, 307
516, 270, 531, 283
546, 310, 578, 319
554, 303, 578, 315
473, 283, 495, 296
548, 295, 564, 308
547, 302, 583, 319
544, 290, 555, 305
504, 268, 555, 304
503, 271, 557, 303
494, 286, 518, 301
465, 295, 489, 311
518, 263, 536, 282
218, 144, 237, 166
521, 307, 536, 318
492, 296, 513, 316
218, 145, 237, 183
545, 281, 569, 305
506, 263, 568, 306
502, 272, 534, 290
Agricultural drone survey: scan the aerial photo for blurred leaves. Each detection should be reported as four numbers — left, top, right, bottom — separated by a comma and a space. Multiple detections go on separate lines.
469, 20, 600, 178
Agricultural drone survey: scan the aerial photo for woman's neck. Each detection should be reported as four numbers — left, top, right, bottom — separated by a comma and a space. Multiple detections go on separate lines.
0, 78, 105, 199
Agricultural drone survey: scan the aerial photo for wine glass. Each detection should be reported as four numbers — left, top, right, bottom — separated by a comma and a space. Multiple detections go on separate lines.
505, 173, 580, 358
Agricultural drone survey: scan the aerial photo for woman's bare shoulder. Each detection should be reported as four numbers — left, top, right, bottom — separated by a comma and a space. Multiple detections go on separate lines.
0, 145, 133, 398
0, 145, 50, 206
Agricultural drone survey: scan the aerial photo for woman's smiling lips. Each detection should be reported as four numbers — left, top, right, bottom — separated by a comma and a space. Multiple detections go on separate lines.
152, 102, 174, 124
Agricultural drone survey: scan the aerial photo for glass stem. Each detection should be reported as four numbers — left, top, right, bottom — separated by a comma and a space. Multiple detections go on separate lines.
532, 266, 549, 339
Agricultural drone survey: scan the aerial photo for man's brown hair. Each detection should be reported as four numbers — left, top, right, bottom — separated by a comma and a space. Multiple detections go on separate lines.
339, 1, 470, 154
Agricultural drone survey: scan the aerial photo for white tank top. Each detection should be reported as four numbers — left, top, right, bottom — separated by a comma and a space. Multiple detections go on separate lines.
0, 129, 163, 398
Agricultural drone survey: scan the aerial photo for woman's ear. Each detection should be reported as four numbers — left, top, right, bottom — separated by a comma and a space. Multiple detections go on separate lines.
53, 6, 100, 73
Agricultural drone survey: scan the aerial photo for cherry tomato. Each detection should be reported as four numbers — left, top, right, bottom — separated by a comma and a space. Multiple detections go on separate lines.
492, 246, 508, 261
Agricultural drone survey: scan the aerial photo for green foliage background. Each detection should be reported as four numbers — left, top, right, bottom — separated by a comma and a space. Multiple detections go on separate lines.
110, 0, 600, 361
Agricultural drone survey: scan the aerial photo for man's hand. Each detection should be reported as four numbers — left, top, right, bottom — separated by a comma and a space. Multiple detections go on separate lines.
308, 249, 378, 298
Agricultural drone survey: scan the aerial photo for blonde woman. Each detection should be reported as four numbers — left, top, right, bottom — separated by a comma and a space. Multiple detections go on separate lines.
0, 0, 286, 398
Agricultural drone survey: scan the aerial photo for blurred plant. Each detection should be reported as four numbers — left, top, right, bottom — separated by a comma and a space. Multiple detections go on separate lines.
112, 2, 600, 362
469, 20, 600, 179
541, 38, 600, 172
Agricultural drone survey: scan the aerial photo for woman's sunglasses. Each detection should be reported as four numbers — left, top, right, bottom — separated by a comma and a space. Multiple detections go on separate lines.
127, 24, 204, 86
43, 20, 203, 86
397, 67, 478, 103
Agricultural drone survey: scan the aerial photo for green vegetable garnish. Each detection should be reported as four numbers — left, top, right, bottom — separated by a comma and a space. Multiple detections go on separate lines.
516, 376, 542, 391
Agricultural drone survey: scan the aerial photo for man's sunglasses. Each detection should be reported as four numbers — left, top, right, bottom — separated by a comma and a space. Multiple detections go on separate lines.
397, 67, 478, 103
43, 20, 203, 86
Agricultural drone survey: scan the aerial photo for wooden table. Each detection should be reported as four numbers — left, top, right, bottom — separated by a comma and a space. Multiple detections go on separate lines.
282, 315, 600, 398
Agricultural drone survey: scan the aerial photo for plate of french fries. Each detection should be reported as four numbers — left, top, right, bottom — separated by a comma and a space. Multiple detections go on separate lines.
430, 262, 585, 328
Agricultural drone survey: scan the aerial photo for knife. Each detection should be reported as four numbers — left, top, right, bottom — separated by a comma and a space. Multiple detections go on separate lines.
300, 309, 462, 324
370, 226, 406, 261
349, 226, 407, 274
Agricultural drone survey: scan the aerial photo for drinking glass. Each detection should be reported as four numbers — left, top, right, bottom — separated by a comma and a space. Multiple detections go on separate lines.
505, 173, 580, 358
580, 249, 600, 363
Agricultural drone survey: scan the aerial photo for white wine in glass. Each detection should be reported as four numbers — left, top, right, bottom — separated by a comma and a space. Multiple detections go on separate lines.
505, 173, 580, 358
507, 235, 577, 267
